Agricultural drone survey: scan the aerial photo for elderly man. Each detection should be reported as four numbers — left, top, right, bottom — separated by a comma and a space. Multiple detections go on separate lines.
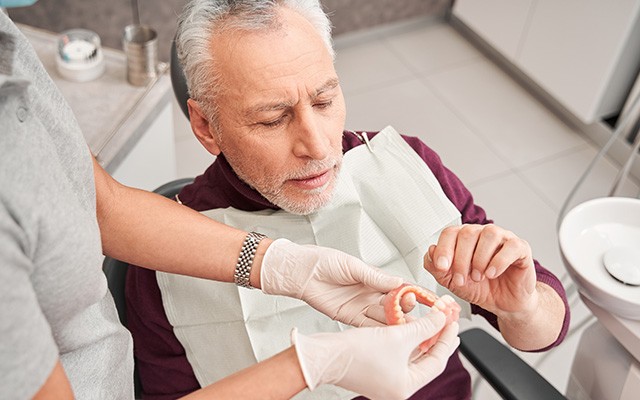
127, 0, 569, 399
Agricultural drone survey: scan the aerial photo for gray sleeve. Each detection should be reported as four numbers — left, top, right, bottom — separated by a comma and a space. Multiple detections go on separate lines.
0, 201, 60, 399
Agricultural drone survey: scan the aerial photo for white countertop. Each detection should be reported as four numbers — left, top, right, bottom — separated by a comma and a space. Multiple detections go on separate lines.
20, 23, 173, 173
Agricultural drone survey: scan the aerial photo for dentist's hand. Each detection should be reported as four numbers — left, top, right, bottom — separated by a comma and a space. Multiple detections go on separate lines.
424, 224, 538, 318
292, 312, 460, 400
260, 239, 404, 327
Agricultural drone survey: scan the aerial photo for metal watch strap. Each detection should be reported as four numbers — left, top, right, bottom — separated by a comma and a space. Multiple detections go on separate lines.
233, 231, 267, 289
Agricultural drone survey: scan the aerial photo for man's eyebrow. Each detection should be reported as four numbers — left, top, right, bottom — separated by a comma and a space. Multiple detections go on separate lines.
245, 78, 340, 117
247, 100, 295, 115
312, 77, 340, 99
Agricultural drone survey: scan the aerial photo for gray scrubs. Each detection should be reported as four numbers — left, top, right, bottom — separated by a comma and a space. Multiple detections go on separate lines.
0, 12, 133, 399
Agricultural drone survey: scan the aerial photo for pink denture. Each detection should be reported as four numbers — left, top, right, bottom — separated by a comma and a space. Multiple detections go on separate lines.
384, 283, 460, 353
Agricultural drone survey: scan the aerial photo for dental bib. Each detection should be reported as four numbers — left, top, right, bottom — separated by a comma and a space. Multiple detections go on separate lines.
156, 126, 467, 399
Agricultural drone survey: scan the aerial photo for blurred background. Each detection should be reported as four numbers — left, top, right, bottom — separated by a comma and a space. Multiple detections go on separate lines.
8, 0, 450, 61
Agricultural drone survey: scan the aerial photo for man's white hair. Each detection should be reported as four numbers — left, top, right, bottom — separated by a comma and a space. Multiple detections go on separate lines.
175, 0, 334, 127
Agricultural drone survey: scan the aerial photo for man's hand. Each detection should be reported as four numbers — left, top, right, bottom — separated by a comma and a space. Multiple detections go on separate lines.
260, 239, 404, 327
424, 224, 538, 319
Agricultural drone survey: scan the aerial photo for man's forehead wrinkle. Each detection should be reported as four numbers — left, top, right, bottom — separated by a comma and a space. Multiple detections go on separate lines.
256, 45, 325, 74
219, 33, 319, 82
213, 29, 246, 66
213, 23, 283, 64
214, 10, 337, 120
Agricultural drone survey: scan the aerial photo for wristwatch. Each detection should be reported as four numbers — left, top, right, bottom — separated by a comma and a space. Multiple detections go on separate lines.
233, 231, 267, 289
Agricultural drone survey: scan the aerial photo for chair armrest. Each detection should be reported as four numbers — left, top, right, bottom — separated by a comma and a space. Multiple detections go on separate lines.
459, 328, 566, 400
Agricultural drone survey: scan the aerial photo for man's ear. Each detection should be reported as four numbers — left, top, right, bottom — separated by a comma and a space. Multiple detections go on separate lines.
187, 99, 221, 156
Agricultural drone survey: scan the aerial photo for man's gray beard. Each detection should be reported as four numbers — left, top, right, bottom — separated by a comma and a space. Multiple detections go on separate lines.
232, 160, 342, 216
262, 170, 340, 215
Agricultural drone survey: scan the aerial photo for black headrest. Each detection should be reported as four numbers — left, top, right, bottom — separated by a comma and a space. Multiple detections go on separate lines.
170, 37, 190, 119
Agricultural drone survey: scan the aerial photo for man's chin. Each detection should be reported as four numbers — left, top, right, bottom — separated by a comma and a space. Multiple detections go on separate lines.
277, 193, 333, 215
280, 204, 326, 216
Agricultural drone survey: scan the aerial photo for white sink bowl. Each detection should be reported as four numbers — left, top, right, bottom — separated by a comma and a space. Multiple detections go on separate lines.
559, 197, 640, 320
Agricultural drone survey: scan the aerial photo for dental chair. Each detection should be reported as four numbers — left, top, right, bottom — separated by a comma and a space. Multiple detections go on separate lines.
458, 328, 566, 400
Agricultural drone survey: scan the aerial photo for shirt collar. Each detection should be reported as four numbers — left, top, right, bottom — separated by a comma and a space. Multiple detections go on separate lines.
178, 153, 278, 212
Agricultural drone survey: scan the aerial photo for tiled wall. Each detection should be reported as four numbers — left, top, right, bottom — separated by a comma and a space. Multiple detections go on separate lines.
9, 0, 450, 61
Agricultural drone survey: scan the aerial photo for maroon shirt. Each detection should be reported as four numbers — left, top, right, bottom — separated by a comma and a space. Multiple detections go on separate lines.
126, 132, 570, 400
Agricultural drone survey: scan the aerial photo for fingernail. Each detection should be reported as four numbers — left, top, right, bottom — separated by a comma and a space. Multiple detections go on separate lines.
471, 269, 482, 282
426, 251, 433, 264
437, 256, 449, 270
454, 273, 465, 286
486, 266, 496, 279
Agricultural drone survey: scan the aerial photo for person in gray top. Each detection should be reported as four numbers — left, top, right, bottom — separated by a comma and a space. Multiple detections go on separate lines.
0, 3, 460, 399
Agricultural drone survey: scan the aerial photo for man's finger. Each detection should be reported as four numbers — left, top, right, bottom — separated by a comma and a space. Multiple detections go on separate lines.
470, 226, 504, 280
431, 226, 462, 273
450, 226, 481, 286
424, 245, 442, 277
486, 237, 531, 279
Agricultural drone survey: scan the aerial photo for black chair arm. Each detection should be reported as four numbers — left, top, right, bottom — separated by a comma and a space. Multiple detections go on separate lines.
458, 328, 567, 400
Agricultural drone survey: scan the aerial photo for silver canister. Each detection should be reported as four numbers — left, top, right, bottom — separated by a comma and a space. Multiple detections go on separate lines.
122, 24, 158, 86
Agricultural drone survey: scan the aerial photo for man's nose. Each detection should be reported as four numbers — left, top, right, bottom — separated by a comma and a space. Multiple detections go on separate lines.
292, 110, 330, 160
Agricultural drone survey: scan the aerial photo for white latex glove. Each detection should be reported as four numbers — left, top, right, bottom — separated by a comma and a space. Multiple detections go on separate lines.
291, 312, 460, 400
261, 238, 404, 327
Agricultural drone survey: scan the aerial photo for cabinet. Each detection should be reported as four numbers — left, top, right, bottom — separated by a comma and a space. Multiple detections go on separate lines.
451, 0, 533, 61
453, 0, 640, 123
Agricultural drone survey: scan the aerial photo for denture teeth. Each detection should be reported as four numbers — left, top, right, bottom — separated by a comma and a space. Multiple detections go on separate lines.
385, 283, 460, 326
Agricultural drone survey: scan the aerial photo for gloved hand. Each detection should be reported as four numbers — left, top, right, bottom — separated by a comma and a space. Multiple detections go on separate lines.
260, 238, 404, 327
291, 312, 460, 400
